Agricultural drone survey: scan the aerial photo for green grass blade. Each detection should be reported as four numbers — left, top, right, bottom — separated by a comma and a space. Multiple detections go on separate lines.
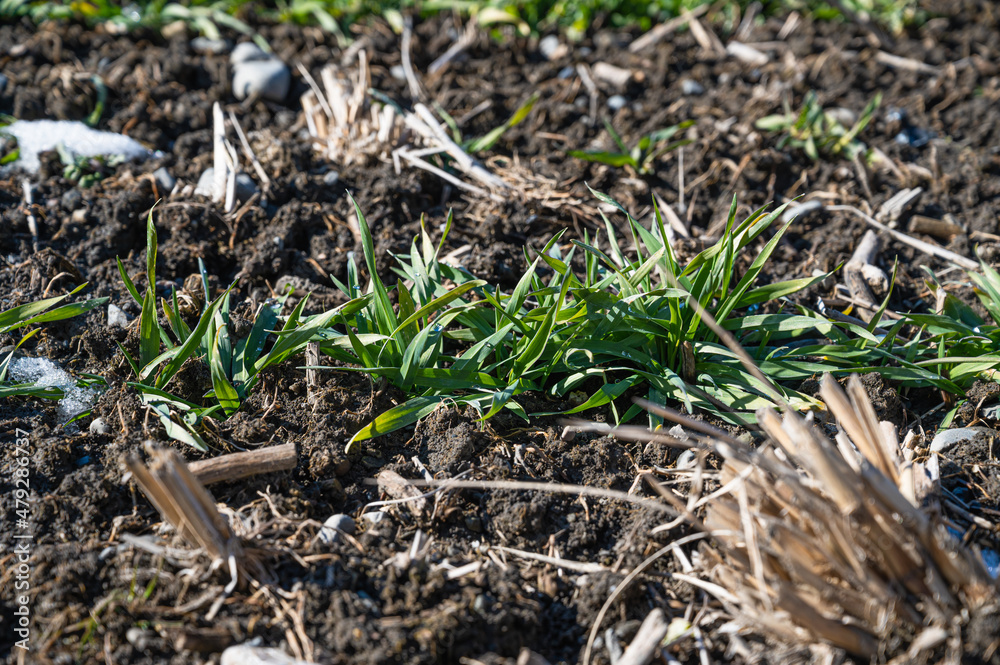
139, 290, 159, 367
348, 395, 444, 449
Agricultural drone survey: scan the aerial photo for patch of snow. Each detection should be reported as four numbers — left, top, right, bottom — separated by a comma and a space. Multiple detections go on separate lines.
9, 357, 98, 421
1, 120, 152, 174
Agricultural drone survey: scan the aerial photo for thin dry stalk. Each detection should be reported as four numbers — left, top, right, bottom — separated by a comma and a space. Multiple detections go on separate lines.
126, 445, 270, 589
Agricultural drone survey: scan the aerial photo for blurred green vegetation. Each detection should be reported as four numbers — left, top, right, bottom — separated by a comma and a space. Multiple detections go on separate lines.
0, 0, 927, 42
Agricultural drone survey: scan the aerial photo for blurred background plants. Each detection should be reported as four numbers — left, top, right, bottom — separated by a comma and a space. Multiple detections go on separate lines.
0, 0, 927, 42
756, 90, 882, 162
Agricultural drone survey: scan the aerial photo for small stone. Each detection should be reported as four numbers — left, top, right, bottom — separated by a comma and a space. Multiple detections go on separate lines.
233, 59, 291, 102
557, 66, 575, 80
60, 189, 82, 211
319, 514, 355, 545
668, 424, 689, 442
930, 427, 991, 453
675, 450, 697, 469
89, 417, 109, 436
472, 594, 490, 614
389, 65, 406, 81
195, 168, 258, 202
464, 515, 482, 532
221, 645, 311, 665
334, 458, 351, 476
126, 627, 151, 651
885, 107, 907, 124
108, 303, 129, 328
539, 35, 567, 60
230, 42, 268, 65
191, 37, 231, 55
323, 170, 340, 187
72, 209, 87, 223
606, 95, 627, 111
680, 79, 704, 95
360, 511, 388, 526
153, 167, 176, 194
895, 126, 934, 148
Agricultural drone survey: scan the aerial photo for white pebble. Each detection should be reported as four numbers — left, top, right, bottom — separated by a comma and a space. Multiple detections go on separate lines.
221, 645, 312, 665
607, 95, 627, 111
108, 303, 129, 328
195, 168, 258, 202
89, 417, 109, 436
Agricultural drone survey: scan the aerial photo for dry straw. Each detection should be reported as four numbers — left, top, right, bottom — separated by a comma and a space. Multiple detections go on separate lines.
668, 374, 999, 659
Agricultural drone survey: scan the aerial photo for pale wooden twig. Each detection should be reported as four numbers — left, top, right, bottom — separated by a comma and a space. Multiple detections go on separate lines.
876, 187, 922, 228
844, 229, 884, 320
629, 6, 708, 52
909, 214, 964, 241
828, 204, 978, 270
186, 443, 297, 486
229, 110, 271, 192
396, 148, 496, 200
492, 546, 606, 574
21, 181, 38, 251
616, 609, 669, 665
212, 103, 227, 203
876, 50, 940, 75
427, 20, 477, 76
401, 17, 424, 101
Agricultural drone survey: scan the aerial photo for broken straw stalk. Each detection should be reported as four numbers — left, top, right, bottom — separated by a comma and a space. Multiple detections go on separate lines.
625, 374, 998, 658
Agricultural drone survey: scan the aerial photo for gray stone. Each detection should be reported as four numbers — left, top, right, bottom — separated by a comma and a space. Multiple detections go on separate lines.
389, 65, 406, 81
930, 427, 991, 454
680, 79, 705, 95
153, 167, 176, 193
360, 511, 388, 525
61, 188, 82, 211
191, 37, 230, 54
230, 42, 268, 65
195, 168, 258, 202
319, 514, 355, 545
233, 59, 290, 102
89, 417, 109, 436
606, 94, 627, 111
323, 170, 340, 187
107, 303, 129, 328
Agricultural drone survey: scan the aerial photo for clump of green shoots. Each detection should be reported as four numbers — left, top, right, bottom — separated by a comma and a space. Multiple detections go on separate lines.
756, 91, 881, 161
568, 119, 693, 175
317, 190, 958, 449
116, 209, 364, 450
896, 262, 1000, 426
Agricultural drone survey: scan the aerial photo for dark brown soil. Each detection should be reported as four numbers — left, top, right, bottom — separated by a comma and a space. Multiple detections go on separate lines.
2, 3, 1000, 664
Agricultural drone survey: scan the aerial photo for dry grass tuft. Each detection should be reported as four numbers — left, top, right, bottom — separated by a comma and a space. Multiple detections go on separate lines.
687, 374, 999, 660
